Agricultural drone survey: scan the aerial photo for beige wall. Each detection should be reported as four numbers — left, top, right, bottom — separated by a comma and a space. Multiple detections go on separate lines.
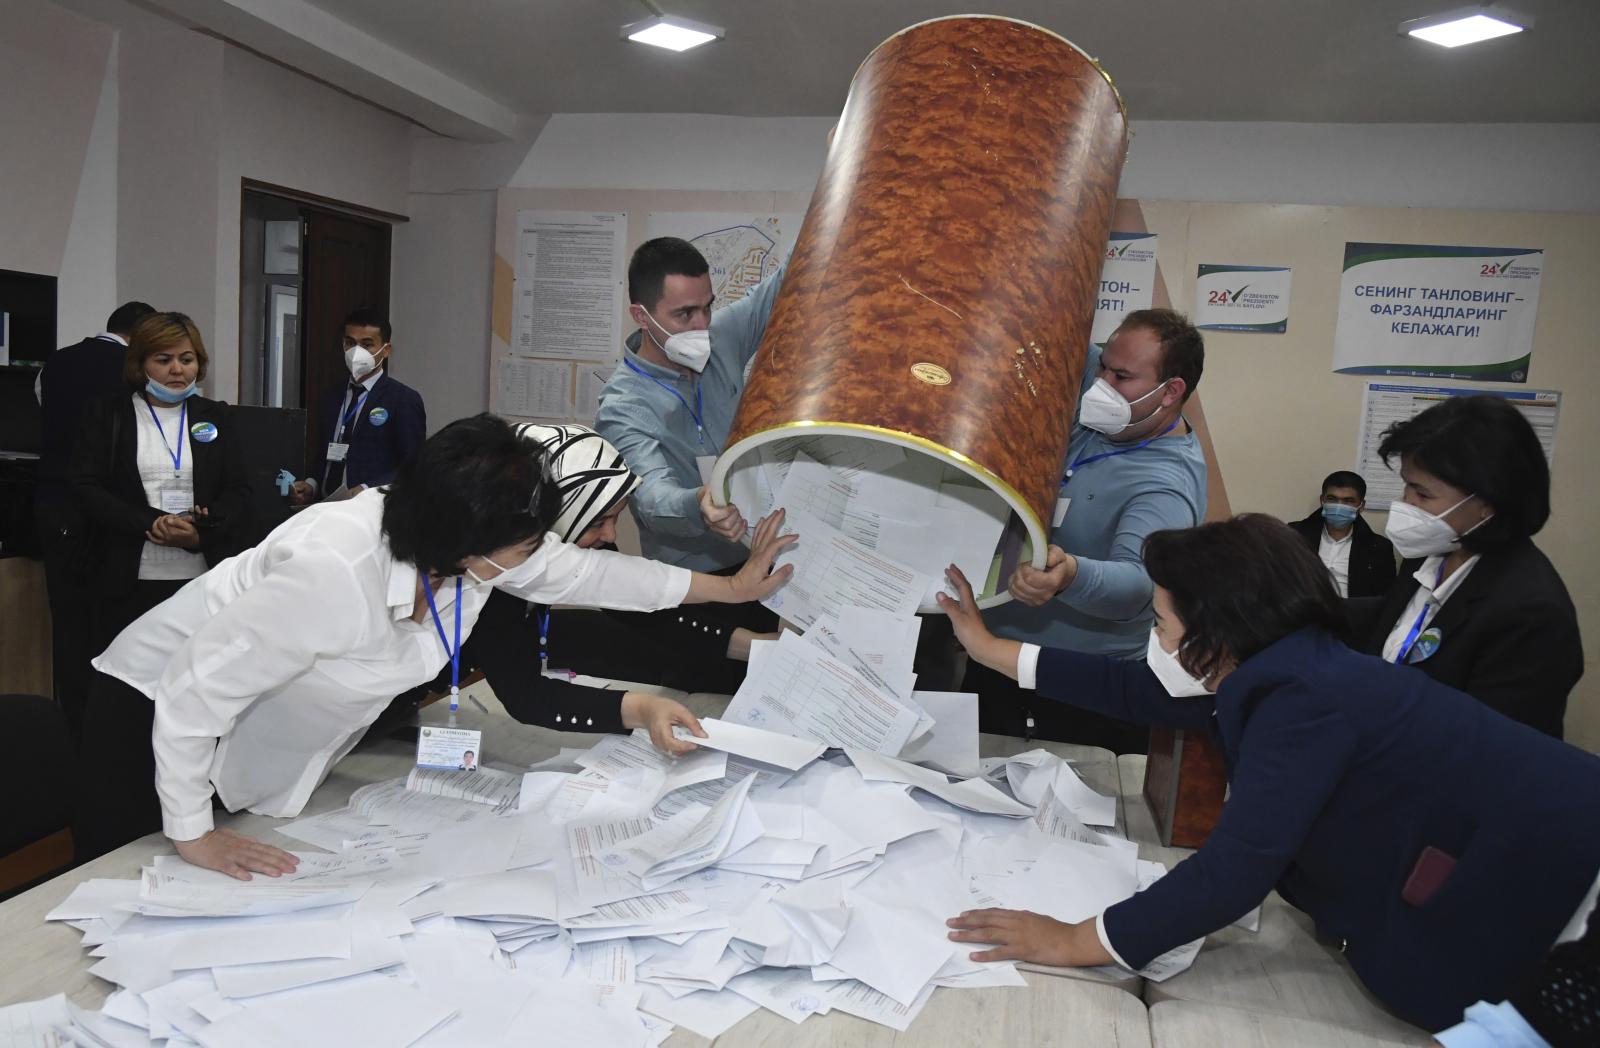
1136, 200, 1600, 751
0, 2, 111, 279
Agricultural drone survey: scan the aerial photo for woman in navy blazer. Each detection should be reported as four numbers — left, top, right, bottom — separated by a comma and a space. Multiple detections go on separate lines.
941, 514, 1600, 1030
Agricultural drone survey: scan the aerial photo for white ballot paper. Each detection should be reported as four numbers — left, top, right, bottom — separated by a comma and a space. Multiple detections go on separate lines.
896, 691, 980, 778
725, 631, 923, 756
576, 730, 729, 798
671, 717, 825, 771
845, 749, 1031, 818
759, 509, 931, 629
596, 774, 764, 890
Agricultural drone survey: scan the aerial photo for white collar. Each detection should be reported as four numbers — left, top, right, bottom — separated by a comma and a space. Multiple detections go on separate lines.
96, 332, 129, 346
355, 369, 383, 394
1414, 553, 1481, 604
1321, 526, 1353, 546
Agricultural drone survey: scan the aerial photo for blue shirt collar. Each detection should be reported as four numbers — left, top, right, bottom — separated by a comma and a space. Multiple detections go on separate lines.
622, 331, 692, 384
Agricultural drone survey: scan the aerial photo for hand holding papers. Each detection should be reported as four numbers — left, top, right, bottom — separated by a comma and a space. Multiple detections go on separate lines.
759, 509, 931, 629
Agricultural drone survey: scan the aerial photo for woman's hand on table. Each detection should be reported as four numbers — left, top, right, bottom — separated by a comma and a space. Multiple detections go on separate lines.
622, 693, 707, 756
174, 827, 300, 881
946, 909, 1114, 967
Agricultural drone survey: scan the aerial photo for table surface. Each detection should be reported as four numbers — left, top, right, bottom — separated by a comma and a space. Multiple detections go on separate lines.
0, 689, 1431, 1045
0, 682, 1145, 1046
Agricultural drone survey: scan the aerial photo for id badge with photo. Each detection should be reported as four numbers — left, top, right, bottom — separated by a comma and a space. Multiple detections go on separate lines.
327, 441, 350, 462
416, 725, 482, 771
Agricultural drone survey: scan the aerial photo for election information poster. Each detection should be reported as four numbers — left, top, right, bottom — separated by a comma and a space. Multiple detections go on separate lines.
1194, 264, 1291, 333
1090, 232, 1158, 344
1356, 383, 1560, 509
1332, 242, 1544, 382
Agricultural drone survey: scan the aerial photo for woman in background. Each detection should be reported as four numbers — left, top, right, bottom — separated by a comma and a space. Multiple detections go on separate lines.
71, 311, 252, 653
1351, 394, 1580, 738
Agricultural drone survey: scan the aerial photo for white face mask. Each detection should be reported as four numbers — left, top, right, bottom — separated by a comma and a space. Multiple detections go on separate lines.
1079, 376, 1167, 435
344, 345, 386, 382
465, 548, 544, 589
1384, 494, 1491, 559
643, 310, 711, 373
1146, 628, 1213, 697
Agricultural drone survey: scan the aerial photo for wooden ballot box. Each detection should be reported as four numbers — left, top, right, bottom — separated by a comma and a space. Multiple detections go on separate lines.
1143, 726, 1228, 848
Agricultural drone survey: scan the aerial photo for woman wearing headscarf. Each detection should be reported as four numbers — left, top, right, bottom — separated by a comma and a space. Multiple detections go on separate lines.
465, 424, 772, 752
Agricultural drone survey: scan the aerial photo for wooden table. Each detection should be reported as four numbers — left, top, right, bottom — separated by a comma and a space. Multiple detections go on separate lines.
0, 681, 1152, 1047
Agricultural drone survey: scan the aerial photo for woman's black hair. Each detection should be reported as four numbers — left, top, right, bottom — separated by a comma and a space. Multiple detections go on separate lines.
1377, 395, 1549, 553
382, 413, 559, 576
1143, 514, 1345, 682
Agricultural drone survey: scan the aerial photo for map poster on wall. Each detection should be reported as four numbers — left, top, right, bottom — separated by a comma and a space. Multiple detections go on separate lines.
1333, 242, 1544, 382
644, 213, 801, 312
1356, 382, 1560, 509
1090, 232, 1158, 344
511, 210, 626, 361
1194, 264, 1291, 333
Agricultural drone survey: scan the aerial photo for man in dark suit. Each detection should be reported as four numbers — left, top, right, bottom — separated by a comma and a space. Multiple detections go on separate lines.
33, 300, 155, 737
288, 308, 425, 505
1287, 469, 1396, 599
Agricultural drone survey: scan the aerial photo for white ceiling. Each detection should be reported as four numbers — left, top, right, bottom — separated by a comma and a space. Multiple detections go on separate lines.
77, 0, 1600, 137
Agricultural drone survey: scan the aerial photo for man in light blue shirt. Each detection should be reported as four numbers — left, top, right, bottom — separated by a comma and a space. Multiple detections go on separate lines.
596, 238, 785, 572
972, 309, 1208, 751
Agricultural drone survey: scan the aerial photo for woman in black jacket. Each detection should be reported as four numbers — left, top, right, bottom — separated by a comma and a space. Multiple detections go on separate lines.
464, 424, 770, 748
1350, 395, 1580, 738
72, 311, 252, 652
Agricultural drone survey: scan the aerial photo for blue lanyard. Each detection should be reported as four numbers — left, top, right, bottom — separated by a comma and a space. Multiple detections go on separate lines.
1061, 419, 1179, 490
338, 388, 370, 439
537, 607, 550, 670
145, 398, 187, 474
1392, 561, 1448, 665
423, 576, 464, 712
624, 358, 710, 449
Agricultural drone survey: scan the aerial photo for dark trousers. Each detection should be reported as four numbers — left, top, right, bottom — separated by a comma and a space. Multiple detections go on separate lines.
963, 657, 1149, 755
74, 669, 163, 862
73, 577, 188, 863
34, 493, 96, 738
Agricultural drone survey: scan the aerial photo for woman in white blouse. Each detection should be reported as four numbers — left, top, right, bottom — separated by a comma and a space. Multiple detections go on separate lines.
71, 311, 253, 654
77, 413, 795, 878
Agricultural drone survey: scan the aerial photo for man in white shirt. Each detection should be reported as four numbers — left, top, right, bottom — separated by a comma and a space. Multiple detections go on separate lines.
1287, 470, 1397, 600
76, 414, 795, 877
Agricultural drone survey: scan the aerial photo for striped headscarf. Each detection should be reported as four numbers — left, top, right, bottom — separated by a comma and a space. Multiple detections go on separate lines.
512, 424, 640, 544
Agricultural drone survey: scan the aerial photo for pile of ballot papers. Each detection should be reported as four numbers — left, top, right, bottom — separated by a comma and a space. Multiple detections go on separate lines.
19, 678, 1203, 1047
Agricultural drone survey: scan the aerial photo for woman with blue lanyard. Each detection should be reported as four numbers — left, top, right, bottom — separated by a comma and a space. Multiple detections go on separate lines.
466, 425, 775, 749
1349, 395, 1581, 738
75, 413, 795, 875
70, 311, 253, 655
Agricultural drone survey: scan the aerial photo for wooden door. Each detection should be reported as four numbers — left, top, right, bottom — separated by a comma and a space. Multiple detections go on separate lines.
298, 210, 391, 469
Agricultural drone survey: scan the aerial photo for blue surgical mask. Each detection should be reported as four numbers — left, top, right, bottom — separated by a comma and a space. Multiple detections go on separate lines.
145, 379, 198, 404
1321, 503, 1359, 527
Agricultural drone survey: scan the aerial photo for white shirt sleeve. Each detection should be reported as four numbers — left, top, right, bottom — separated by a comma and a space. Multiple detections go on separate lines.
151, 552, 367, 840
497, 540, 691, 612
1016, 643, 1043, 690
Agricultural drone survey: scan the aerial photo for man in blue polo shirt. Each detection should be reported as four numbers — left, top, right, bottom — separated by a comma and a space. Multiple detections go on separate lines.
971, 309, 1209, 752
596, 238, 784, 571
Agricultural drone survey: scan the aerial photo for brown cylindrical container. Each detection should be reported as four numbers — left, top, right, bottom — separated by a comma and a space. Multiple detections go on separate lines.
712, 15, 1128, 607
